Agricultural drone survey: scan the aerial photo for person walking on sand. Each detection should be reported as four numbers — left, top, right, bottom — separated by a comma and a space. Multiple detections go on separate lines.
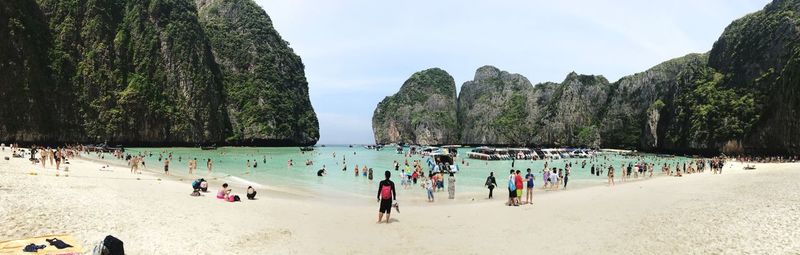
48, 147, 54, 166
131, 156, 139, 174
164, 158, 170, 176
377, 171, 396, 224
40, 147, 47, 168
485, 172, 497, 199
447, 172, 456, 199
525, 168, 534, 204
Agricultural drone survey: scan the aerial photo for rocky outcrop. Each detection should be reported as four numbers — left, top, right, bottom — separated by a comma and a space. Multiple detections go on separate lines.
372, 68, 458, 145
535, 73, 609, 147
704, 0, 800, 154
458, 66, 539, 145
197, 0, 319, 145
372, 0, 800, 155
599, 53, 709, 150
0, 0, 318, 146
0, 0, 58, 142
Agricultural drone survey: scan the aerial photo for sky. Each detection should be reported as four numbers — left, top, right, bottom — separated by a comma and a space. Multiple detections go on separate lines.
254, 0, 771, 145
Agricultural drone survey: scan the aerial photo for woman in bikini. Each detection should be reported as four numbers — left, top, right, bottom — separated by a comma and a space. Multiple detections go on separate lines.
607, 166, 615, 186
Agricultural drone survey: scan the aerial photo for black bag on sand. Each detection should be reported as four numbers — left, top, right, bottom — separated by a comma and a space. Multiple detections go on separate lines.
103, 235, 124, 255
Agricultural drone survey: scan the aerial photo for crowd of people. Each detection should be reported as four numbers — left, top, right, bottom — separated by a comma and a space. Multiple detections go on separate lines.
5, 142, 799, 225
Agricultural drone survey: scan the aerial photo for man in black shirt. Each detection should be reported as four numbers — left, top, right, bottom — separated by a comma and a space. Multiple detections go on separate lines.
377, 170, 396, 223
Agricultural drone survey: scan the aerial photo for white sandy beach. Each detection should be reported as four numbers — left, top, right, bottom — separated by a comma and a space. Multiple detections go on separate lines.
1, 149, 799, 254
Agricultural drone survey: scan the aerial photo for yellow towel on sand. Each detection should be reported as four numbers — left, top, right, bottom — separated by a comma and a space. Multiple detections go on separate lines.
0, 234, 83, 255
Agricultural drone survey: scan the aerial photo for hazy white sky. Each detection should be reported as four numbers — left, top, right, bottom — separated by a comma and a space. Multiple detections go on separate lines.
254, 0, 770, 144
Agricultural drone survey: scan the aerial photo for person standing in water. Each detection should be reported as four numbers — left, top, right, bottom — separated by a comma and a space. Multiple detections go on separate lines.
188, 158, 194, 175
485, 172, 497, 199
207, 158, 213, 174
163, 158, 170, 176
377, 171, 396, 224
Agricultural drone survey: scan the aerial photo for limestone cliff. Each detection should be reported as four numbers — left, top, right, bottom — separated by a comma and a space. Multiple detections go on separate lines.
372, 68, 458, 145
197, 0, 319, 145
458, 66, 540, 145
0, 0, 318, 146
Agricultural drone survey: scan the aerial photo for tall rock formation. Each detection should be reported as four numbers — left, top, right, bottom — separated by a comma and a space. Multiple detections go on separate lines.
0, 0, 318, 146
703, 0, 800, 154
535, 73, 609, 147
457, 66, 540, 145
197, 0, 319, 145
372, 68, 458, 145
0, 0, 58, 142
599, 53, 709, 150
372, 0, 800, 155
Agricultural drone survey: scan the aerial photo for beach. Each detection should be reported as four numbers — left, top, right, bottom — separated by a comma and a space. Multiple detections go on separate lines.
1, 149, 799, 254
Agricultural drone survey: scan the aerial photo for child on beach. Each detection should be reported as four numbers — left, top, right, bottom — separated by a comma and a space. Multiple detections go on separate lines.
217, 183, 231, 199
424, 175, 434, 202
525, 169, 534, 204
246, 186, 257, 200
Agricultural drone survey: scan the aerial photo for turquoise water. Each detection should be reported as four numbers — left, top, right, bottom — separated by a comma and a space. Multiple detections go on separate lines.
99, 146, 695, 199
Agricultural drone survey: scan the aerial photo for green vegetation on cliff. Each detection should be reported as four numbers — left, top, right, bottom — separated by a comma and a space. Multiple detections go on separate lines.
0, 0, 58, 140
0, 0, 318, 145
372, 68, 458, 145
197, 0, 318, 144
374, 0, 799, 154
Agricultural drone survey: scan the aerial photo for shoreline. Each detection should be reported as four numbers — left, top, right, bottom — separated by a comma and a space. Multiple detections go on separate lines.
3, 148, 800, 254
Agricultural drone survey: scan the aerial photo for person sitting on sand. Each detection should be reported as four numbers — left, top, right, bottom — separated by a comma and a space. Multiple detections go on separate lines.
246, 186, 257, 200
192, 178, 205, 191
200, 180, 208, 192
217, 183, 231, 199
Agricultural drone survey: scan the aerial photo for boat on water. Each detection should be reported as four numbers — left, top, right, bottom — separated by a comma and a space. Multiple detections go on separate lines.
428, 152, 459, 174
300, 147, 314, 152
364, 144, 384, 150
420, 146, 439, 156
87, 143, 124, 153
441, 145, 460, 158
540, 149, 562, 159
466, 147, 508, 160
